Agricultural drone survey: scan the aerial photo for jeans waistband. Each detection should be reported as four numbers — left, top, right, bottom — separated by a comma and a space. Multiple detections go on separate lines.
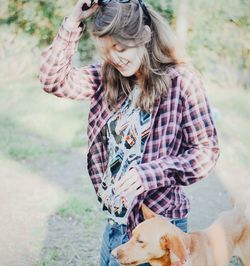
107, 219, 127, 235
107, 217, 188, 230
108, 217, 186, 224
107, 218, 127, 227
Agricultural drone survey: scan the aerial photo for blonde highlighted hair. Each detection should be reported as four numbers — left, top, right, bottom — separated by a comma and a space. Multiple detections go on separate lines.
92, 0, 187, 112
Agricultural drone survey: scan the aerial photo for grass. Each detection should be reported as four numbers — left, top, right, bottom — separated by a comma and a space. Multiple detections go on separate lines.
58, 195, 105, 228
38, 249, 63, 266
205, 81, 250, 201
58, 196, 95, 218
0, 77, 90, 160
207, 84, 250, 165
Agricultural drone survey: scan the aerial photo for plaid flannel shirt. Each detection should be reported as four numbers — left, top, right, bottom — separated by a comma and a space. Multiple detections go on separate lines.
39, 18, 220, 237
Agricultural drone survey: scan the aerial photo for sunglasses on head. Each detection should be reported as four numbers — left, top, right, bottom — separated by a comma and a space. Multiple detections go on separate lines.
82, 0, 151, 25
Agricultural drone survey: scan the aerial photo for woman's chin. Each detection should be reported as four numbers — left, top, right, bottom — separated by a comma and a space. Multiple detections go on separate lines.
118, 69, 135, 77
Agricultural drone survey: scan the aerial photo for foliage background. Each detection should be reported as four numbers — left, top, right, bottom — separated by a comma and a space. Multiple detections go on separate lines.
1, 0, 249, 87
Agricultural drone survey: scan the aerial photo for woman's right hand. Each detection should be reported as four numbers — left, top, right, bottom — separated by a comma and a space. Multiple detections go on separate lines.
67, 0, 99, 28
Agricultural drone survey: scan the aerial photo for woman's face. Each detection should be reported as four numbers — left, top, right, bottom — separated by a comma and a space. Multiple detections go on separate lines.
95, 36, 146, 78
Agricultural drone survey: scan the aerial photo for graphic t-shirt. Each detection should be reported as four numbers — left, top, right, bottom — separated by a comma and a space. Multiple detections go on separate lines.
97, 87, 152, 224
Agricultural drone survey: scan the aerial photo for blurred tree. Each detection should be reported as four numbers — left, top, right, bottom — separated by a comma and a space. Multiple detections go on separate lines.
0, 0, 8, 20
176, 0, 189, 46
5, 0, 61, 43
1, 0, 249, 88
186, 0, 250, 89
2, 0, 95, 62
148, 0, 175, 23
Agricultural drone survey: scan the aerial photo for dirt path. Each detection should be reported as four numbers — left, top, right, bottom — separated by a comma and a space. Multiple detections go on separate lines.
0, 157, 66, 266
0, 150, 244, 265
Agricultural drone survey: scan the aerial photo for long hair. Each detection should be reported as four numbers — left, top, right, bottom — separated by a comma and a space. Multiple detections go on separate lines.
92, 0, 187, 113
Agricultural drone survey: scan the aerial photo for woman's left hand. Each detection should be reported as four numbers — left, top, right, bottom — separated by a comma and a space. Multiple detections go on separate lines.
114, 168, 145, 198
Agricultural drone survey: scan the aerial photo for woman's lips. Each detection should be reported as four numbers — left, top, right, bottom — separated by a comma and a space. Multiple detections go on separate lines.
116, 61, 129, 69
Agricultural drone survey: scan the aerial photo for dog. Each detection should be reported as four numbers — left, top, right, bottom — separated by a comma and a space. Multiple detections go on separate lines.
111, 203, 250, 265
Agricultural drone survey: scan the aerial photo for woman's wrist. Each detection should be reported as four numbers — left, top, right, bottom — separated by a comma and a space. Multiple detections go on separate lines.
66, 16, 84, 29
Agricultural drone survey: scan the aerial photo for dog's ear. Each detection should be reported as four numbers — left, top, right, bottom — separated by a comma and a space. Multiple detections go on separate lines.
141, 203, 157, 220
160, 234, 187, 262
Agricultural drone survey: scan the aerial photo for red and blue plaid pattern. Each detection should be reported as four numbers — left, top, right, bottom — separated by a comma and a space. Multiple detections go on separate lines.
40, 18, 220, 237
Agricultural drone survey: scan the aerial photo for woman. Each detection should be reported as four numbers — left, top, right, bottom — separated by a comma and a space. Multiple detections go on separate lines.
39, 0, 220, 265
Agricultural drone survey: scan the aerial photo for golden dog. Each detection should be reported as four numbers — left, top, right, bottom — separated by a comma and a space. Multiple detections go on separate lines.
111, 204, 250, 266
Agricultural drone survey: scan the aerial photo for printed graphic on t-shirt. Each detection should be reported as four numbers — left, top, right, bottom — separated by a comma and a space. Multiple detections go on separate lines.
97, 88, 151, 224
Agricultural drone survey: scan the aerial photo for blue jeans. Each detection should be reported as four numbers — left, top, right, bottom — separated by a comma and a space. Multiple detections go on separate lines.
99, 217, 188, 266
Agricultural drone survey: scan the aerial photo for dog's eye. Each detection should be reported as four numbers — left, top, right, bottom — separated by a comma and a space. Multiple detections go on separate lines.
136, 239, 144, 244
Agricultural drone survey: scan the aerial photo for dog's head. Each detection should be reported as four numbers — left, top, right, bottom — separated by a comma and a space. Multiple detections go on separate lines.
111, 216, 190, 266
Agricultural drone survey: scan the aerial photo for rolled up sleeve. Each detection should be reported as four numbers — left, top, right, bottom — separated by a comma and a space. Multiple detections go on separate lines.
39, 18, 101, 100
131, 72, 220, 191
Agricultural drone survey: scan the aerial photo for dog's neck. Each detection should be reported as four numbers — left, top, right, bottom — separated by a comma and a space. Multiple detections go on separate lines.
170, 251, 191, 266
187, 231, 215, 265
149, 252, 190, 266
149, 252, 171, 266
171, 258, 190, 266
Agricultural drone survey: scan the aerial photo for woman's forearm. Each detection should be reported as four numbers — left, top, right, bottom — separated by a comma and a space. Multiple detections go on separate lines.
39, 18, 101, 100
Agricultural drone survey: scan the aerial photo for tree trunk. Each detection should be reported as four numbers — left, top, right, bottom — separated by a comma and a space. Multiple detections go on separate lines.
176, 0, 189, 46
